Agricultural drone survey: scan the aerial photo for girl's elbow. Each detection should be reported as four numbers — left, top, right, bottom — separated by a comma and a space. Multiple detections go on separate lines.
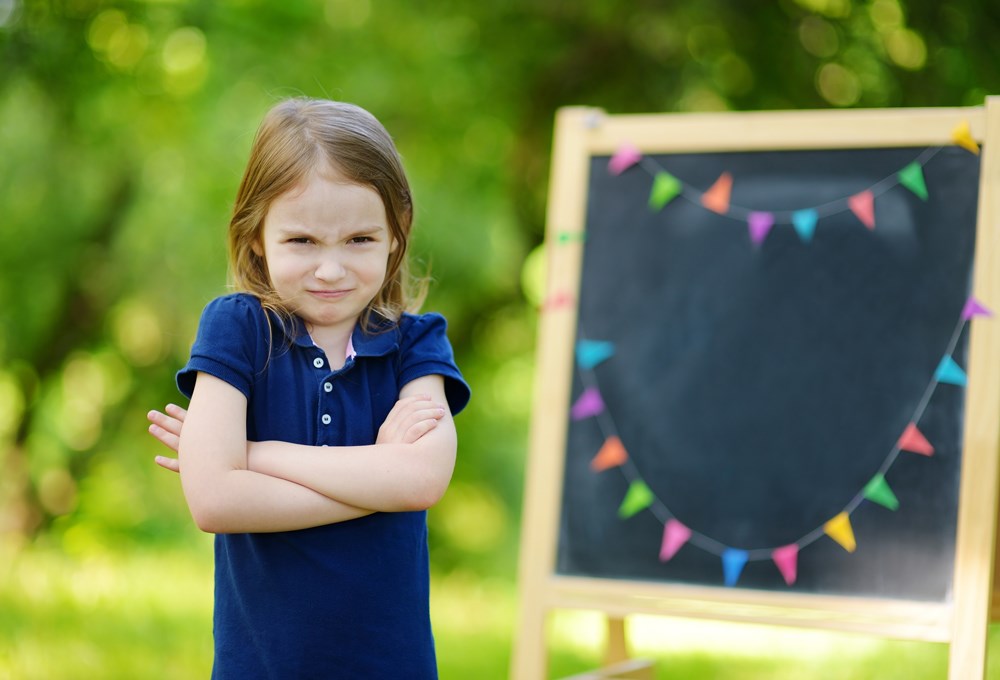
185, 493, 238, 533
188, 503, 226, 534
404, 467, 453, 511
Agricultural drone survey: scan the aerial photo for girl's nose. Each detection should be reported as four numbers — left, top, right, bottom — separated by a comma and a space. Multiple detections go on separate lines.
314, 255, 346, 281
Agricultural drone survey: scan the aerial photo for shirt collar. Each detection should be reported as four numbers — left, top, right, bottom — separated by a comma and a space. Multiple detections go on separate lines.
287, 315, 399, 357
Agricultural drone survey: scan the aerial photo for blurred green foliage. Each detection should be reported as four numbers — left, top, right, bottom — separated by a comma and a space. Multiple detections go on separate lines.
2, 0, 1000, 674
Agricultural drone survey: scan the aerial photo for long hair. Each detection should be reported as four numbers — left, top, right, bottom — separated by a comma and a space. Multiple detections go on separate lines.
228, 98, 424, 333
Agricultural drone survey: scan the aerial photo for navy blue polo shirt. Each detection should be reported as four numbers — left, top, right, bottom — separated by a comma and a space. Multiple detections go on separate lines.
177, 293, 470, 680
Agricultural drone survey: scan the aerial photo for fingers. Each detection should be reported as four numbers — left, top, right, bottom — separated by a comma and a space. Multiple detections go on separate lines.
147, 406, 183, 435
377, 394, 447, 445
164, 403, 188, 421
154, 455, 181, 473
147, 406, 183, 453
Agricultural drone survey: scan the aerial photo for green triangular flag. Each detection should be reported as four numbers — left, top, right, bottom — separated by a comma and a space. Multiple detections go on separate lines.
649, 172, 681, 211
618, 480, 654, 518
898, 162, 928, 201
863, 473, 899, 511
557, 231, 586, 244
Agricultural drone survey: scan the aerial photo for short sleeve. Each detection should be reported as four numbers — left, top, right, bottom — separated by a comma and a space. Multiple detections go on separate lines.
397, 313, 471, 415
176, 294, 264, 400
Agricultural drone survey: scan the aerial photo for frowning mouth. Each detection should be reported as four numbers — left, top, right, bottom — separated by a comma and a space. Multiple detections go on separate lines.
308, 289, 352, 299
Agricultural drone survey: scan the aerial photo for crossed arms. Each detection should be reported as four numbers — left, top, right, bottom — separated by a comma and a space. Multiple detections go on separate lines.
147, 372, 456, 534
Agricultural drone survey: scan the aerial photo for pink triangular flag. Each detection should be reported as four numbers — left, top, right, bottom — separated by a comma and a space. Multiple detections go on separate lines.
570, 387, 604, 420
848, 190, 875, 230
772, 544, 799, 586
659, 519, 692, 562
590, 436, 628, 471
608, 143, 642, 175
962, 296, 993, 320
748, 211, 775, 246
898, 422, 934, 456
701, 172, 732, 214
542, 291, 574, 310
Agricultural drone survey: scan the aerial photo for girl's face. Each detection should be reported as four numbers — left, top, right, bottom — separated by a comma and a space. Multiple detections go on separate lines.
256, 164, 394, 344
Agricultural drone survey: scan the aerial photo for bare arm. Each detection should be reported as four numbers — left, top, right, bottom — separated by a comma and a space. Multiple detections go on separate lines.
170, 372, 373, 533
248, 375, 457, 512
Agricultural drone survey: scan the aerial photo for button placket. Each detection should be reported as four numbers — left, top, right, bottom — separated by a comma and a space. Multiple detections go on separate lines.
313, 353, 332, 428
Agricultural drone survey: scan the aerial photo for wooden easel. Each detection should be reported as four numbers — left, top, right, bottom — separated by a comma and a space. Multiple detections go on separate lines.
512, 100, 1000, 679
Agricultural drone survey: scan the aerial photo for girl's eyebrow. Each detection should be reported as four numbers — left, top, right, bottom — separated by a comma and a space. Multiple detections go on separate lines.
275, 224, 320, 236
344, 226, 388, 238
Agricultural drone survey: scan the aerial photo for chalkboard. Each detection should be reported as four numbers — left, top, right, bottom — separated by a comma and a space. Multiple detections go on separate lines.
558, 145, 979, 601
512, 103, 1000, 680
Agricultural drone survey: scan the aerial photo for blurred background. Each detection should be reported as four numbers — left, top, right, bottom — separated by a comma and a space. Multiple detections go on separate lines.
2, 0, 1000, 677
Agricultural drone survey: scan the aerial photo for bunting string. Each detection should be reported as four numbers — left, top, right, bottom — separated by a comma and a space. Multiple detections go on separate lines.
634, 147, 941, 225
574, 296, 987, 580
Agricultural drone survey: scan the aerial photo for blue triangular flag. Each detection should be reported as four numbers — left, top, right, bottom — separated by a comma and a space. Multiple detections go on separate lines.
792, 209, 818, 243
722, 549, 748, 587
576, 339, 616, 369
935, 356, 968, 386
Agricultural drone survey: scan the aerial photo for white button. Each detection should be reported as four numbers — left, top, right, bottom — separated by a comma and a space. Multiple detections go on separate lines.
324, 382, 333, 393
321, 414, 332, 425
313, 357, 324, 369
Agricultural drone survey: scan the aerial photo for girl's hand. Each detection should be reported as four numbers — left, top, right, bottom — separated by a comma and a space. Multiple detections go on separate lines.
147, 404, 187, 473
376, 394, 446, 446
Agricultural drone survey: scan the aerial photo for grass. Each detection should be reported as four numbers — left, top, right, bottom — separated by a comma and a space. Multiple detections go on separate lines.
2, 541, 1000, 679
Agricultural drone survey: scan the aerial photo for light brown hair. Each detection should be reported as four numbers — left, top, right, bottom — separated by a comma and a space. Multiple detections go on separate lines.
228, 97, 423, 333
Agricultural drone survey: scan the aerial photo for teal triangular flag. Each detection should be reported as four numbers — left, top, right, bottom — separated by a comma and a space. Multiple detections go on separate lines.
722, 549, 748, 587
898, 162, 929, 201
649, 172, 681, 211
792, 209, 818, 243
576, 339, 616, 370
935, 355, 968, 386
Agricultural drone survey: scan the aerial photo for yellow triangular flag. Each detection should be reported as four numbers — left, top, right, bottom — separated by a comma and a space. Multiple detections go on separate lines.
824, 512, 857, 553
951, 120, 980, 155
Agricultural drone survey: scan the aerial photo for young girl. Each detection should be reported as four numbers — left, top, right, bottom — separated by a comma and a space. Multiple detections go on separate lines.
146, 97, 470, 679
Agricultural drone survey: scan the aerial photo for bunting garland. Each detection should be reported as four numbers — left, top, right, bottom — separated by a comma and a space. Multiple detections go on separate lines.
604, 120, 980, 246
557, 123, 987, 587
572, 292, 989, 586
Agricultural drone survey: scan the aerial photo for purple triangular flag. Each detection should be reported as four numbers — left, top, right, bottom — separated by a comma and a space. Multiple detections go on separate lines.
748, 211, 775, 246
962, 296, 993, 320
570, 387, 605, 420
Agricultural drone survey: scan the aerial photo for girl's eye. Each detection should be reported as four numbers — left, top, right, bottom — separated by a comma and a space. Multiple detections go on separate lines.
288, 237, 313, 244
349, 236, 374, 244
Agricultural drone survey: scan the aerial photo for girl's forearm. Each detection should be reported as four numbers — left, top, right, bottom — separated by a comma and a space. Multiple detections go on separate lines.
247, 423, 457, 512
185, 467, 372, 533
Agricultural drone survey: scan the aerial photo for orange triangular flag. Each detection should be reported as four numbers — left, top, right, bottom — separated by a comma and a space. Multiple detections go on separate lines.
590, 436, 628, 472
898, 423, 934, 456
848, 190, 875, 230
824, 512, 856, 553
701, 172, 732, 214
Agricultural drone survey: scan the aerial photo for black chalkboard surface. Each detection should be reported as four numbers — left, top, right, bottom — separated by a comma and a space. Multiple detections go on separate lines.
512, 104, 1000, 680
557, 146, 980, 601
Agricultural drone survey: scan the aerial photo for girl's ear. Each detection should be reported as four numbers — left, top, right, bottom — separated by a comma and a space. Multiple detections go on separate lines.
251, 238, 263, 257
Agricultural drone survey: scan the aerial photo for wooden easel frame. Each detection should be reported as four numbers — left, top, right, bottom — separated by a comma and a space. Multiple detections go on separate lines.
512, 101, 1000, 680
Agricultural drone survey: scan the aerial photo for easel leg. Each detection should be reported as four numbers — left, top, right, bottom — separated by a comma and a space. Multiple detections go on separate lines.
512, 606, 549, 680
605, 616, 629, 666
